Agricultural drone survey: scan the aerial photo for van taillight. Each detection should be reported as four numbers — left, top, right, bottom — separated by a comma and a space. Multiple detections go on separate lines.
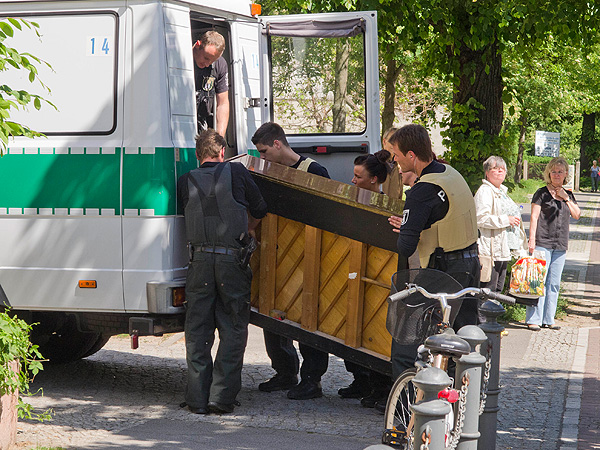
172, 287, 186, 307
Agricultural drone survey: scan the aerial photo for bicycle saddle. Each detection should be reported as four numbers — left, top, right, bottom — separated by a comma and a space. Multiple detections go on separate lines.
424, 333, 471, 357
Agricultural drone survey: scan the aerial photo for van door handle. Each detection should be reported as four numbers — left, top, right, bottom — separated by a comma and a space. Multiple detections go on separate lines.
244, 98, 261, 109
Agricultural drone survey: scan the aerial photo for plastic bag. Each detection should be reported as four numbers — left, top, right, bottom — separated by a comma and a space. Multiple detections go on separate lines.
509, 255, 547, 298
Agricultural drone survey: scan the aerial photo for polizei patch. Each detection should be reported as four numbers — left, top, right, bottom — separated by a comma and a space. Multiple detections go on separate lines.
401, 209, 409, 225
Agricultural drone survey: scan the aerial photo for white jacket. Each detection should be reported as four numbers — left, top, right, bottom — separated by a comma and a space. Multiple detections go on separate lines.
474, 179, 519, 261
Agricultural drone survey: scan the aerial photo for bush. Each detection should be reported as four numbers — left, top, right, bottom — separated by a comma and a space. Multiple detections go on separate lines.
0, 310, 50, 420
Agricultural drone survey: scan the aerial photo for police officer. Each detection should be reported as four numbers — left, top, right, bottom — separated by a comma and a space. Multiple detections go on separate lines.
251, 122, 330, 400
387, 124, 480, 379
178, 130, 267, 414
193, 31, 229, 137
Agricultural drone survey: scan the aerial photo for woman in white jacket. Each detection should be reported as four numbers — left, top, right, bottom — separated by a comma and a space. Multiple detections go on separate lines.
475, 156, 524, 293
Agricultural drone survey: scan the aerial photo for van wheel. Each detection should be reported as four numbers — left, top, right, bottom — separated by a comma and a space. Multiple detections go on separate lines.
80, 334, 111, 359
32, 316, 104, 364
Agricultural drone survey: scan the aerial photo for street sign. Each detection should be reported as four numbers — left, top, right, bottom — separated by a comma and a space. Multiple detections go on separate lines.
535, 131, 560, 157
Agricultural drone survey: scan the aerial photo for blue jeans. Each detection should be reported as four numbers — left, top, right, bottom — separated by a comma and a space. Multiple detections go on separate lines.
525, 247, 566, 326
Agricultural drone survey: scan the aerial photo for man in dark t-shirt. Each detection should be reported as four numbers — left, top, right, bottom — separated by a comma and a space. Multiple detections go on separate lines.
251, 122, 330, 401
193, 31, 229, 137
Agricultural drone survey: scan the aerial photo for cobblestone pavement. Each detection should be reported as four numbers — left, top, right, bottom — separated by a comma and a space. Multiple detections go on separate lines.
15, 327, 381, 449
13, 194, 600, 450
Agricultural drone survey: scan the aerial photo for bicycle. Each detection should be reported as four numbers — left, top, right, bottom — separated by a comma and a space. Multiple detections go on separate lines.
381, 269, 515, 450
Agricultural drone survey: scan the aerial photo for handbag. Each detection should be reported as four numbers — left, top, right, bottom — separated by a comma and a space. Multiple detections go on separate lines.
479, 254, 493, 283
480, 226, 495, 283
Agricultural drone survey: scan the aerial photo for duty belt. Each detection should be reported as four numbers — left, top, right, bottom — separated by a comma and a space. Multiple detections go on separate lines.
444, 248, 479, 261
193, 244, 240, 256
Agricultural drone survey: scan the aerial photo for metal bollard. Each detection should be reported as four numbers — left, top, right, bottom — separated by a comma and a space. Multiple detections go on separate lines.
455, 325, 488, 450
411, 367, 453, 450
477, 300, 506, 450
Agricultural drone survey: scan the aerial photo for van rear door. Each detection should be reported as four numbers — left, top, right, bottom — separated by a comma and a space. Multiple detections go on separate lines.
257, 11, 379, 182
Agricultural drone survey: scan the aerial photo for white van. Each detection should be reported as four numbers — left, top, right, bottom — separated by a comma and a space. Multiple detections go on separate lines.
0, 0, 380, 361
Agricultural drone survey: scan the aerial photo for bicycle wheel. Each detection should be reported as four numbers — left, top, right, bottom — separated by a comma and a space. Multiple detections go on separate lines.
382, 368, 418, 448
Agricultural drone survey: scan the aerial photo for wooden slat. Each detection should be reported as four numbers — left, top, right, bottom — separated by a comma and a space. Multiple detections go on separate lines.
302, 225, 321, 331
345, 240, 367, 347
259, 213, 278, 315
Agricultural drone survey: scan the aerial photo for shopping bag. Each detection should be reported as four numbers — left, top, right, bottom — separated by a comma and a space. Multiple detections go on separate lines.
509, 255, 547, 298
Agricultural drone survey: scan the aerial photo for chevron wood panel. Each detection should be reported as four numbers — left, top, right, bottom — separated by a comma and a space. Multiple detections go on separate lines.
251, 215, 396, 359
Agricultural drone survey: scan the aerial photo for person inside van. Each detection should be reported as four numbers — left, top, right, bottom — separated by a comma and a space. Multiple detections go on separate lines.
193, 31, 229, 137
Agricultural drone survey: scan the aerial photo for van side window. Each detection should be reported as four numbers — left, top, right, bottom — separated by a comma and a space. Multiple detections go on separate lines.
4, 12, 118, 135
269, 31, 366, 135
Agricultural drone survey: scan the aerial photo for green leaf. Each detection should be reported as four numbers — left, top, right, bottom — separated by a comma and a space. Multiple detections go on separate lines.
7, 18, 22, 31
0, 21, 14, 38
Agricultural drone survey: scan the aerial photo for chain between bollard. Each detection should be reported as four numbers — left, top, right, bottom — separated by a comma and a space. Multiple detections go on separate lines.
480, 339, 493, 415
447, 373, 469, 450
420, 427, 432, 450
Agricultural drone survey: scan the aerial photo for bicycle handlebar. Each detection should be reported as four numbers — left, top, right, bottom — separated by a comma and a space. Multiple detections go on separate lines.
480, 288, 516, 305
388, 285, 516, 306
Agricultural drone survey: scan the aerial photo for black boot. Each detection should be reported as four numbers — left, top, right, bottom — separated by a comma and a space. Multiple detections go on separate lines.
287, 378, 323, 400
258, 374, 298, 392
338, 378, 371, 399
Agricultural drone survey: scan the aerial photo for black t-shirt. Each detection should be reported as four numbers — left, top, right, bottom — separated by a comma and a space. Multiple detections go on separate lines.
532, 186, 576, 251
397, 160, 450, 258
194, 56, 229, 95
177, 161, 267, 219
291, 156, 330, 179
195, 56, 228, 122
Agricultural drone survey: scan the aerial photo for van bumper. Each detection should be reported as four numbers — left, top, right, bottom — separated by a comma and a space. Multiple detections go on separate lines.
146, 279, 186, 314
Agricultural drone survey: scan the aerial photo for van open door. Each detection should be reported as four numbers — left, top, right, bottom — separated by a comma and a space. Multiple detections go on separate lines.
257, 11, 379, 182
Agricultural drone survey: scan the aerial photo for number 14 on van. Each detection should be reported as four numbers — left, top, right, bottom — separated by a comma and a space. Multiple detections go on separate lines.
88, 37, 111, 56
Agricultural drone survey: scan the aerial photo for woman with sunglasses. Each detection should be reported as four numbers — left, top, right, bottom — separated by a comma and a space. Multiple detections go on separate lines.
526, 157, 580, 331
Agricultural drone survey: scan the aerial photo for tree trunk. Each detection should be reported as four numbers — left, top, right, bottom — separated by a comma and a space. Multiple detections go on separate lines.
580, 112, 596, 175
332, 40, 350, 133
453, 38, 504, 138
515, 113, 527, 184
381, 58, 402, 139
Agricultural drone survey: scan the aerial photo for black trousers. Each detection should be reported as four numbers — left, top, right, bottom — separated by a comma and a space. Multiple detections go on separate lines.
390, 254, 480, 379
263, 330, 328, 381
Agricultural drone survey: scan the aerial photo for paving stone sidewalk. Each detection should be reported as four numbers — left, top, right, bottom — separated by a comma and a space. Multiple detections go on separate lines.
497, 191, 600, 450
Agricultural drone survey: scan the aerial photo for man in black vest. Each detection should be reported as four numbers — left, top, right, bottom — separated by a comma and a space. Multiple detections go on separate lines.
193, 31, 229, 137
178, 130, 266, 414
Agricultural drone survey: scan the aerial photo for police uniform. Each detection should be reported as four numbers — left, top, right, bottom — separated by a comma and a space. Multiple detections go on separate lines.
392, 159, 479, 378
179, 161, 266, 410
195, 56, 228, 132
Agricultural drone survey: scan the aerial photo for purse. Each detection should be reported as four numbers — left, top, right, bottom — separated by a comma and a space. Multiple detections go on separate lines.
480, 227, 495, 283
479, 254, 493, 283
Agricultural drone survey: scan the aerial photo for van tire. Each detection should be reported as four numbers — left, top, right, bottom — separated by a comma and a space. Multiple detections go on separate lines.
32, 315, 105, 364
80, 334, 111, 359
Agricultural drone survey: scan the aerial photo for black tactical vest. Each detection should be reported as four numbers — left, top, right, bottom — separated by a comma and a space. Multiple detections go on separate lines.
184, 163, 247, 248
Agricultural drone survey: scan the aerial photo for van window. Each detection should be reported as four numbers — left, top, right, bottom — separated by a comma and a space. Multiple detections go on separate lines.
267, 21, 366, 135
4, 12, 118, 135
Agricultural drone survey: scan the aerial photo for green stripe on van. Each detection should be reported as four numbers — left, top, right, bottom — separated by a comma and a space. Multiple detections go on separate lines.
0, 151, 120, 211
0, 147, 197, 215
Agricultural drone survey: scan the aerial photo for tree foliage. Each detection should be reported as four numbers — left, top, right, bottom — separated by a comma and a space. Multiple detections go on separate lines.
0, 310, 50, 420
265, 0, 600, 187
0, 17, 53, 156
